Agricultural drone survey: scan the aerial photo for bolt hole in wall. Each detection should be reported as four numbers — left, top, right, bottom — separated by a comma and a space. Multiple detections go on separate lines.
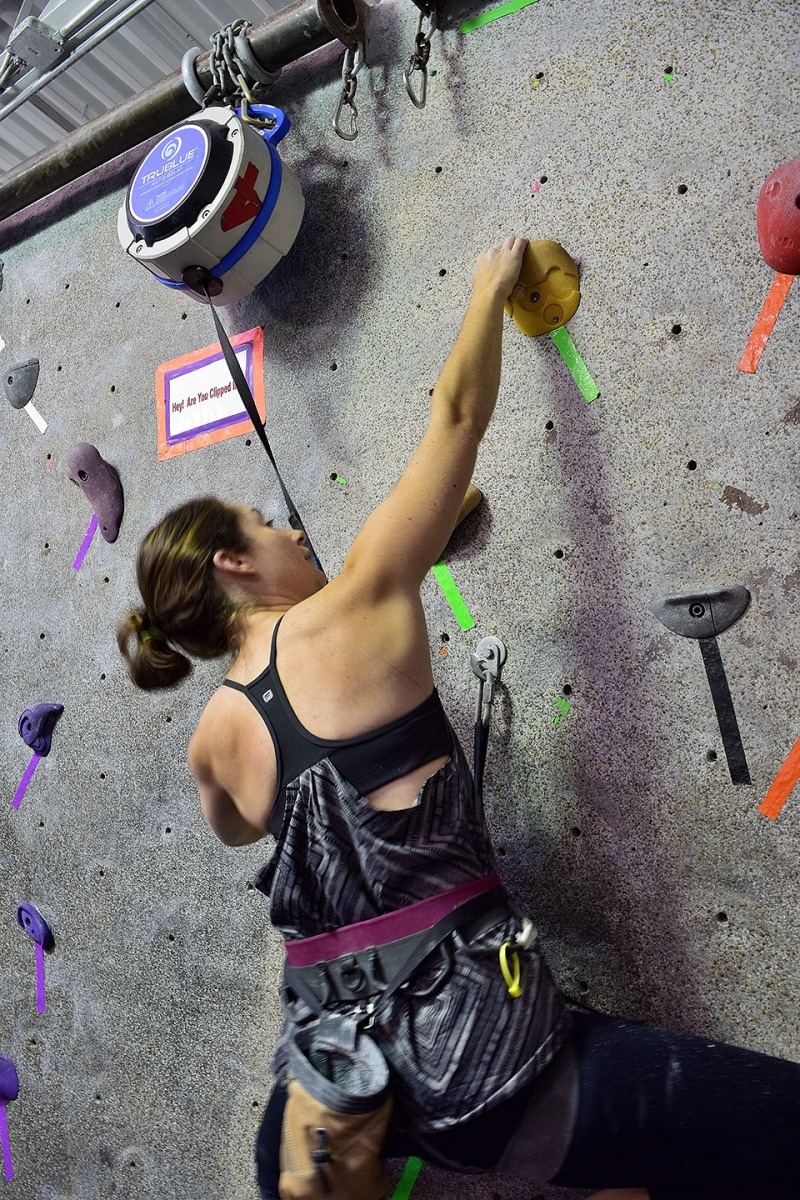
563, 684, 572, 695
545, 420, 554, 430
686, 460, 697, 470
671, 323, 682, 336
717, 912, 728, 924
677, 183, 688, 194
554, 549, 565, 559
439, 268, 447, 276
707, 749, 717, 761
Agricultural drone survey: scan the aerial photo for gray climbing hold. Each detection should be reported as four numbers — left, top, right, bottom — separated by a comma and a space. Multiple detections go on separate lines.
651, 586, 750, 640
66, 442, 124, 543
4, 359, 39, 409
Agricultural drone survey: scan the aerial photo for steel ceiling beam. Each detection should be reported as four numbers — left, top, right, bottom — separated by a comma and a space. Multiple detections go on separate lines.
0, 0, 357, 223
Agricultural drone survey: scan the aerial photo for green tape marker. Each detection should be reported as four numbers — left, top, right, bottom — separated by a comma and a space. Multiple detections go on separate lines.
432, 561, 475, 631
549, 326, 599, 404
664, 73, 673, 83
460, 0, 539, 33
391, 1158, 424, 1200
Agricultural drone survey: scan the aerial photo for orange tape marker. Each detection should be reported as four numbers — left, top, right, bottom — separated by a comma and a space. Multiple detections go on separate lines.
737, 272, 794, 374
759, 732, 800, 820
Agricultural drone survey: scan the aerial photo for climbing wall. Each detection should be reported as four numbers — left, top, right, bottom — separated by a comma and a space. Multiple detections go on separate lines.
1, 0, 799, 1196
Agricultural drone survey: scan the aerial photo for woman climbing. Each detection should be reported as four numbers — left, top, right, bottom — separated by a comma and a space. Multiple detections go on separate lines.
119, 236, 800, 1200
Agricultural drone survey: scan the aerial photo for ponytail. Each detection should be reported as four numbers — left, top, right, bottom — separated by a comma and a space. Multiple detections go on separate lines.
117, 496, 250, 691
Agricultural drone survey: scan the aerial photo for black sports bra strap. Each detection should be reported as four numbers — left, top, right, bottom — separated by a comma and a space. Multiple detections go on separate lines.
222, 617, 284, 693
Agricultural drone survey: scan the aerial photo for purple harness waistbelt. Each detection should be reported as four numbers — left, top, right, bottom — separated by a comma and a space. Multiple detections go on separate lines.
284, 873, 503, 968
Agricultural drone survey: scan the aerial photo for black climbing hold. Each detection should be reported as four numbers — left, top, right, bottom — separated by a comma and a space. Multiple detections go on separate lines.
4, 359, 39, 409
652, 586, 751, 786
651, 585, 750, 640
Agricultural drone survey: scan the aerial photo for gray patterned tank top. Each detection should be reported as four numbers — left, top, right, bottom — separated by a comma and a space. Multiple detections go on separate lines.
246, 642, 570, 1131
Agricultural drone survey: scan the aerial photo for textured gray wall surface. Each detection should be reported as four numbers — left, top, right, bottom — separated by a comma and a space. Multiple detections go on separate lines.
1, 0, 799, 1197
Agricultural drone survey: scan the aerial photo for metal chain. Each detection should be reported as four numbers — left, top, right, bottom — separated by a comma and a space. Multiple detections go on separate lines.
203, 19, 268, 109
404, 8, 436, 109
332, 44, 364, 140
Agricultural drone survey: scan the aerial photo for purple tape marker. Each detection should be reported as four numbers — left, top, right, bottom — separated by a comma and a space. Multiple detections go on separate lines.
17, 904, 53, 1014
12, 753, 41, 810
35, 943, 46, 1014
0, 1104, 12, 1181
72, 513, 99, 570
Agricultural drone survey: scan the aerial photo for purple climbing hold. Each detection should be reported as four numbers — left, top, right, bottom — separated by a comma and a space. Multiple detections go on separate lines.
0, 1057, 18, 1103
66, 442, 124, 543
18, 702, 63, 755
16, 903, 54, 951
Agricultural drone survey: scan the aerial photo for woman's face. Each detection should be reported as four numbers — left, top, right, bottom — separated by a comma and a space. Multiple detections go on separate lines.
230, 504, 327, 599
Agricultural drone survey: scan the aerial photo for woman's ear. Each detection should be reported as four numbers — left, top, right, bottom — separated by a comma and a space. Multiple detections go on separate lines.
212, 548, 254, 577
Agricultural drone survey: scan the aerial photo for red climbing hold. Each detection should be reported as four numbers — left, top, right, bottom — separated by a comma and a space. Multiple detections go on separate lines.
221, 162, 262, 232
756, 156, 800, 275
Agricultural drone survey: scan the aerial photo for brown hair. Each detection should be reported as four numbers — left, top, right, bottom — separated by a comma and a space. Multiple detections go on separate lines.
117, 496, 251, 690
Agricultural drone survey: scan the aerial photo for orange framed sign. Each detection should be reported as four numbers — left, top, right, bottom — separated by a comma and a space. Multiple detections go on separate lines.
155, 326, 265, 460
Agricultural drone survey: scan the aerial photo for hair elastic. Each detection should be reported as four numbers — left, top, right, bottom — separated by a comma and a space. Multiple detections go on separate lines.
142, 624, 168, 645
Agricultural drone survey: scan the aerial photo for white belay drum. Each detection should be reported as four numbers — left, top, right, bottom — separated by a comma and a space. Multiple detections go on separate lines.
117, 104, 304, 306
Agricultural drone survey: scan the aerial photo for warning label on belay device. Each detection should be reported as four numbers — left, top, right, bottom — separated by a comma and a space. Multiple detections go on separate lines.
128, 126, 210, 224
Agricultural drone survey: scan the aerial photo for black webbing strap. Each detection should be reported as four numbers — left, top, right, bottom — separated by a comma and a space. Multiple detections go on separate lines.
474, 720, 488, 801
201, 282, 323, 571
698, 636, 751, 785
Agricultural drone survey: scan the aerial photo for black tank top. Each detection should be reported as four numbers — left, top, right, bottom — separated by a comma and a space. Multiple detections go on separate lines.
222, 617, 452, 836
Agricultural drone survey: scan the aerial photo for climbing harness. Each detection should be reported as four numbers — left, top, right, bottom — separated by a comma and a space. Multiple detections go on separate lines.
404, 5, 436, 109
333, 43, 365, 140
470, 635, 507, 800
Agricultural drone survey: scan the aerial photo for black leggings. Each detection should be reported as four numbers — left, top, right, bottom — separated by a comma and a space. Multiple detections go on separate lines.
552, 1013, 800, 1199
256, 1012, 800, 1200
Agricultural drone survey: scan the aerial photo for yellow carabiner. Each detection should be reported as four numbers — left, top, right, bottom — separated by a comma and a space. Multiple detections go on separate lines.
499, 941, 522, 999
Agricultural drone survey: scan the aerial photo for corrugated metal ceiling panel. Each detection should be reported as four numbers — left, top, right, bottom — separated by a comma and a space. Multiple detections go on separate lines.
0, 0, 298, 173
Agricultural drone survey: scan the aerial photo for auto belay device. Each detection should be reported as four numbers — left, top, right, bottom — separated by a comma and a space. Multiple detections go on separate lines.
117, 104, 304, 306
